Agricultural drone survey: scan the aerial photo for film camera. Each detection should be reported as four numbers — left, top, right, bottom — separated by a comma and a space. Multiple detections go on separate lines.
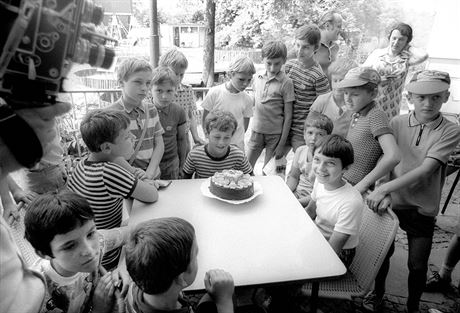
0, 0, 116, 108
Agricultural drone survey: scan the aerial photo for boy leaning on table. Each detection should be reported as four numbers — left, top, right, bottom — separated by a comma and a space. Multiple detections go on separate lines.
125, 217, 235, 313
364, 70, 460, 313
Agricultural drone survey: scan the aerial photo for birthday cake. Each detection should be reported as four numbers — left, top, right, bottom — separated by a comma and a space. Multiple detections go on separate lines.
209, 170, 254, 200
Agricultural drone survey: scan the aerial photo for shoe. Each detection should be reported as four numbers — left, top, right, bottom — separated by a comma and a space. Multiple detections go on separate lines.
252, 288, 272, 313
362, 290, 383, 312
425, 271, 452, 292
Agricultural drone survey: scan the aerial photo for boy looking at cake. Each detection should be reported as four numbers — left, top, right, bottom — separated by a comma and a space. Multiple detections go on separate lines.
247, 40, 295, 169
306, 134, 364, 267
107, 57, 165, 181
286, 111, 333, 208
67, 109, 158, 270
183, 110, 252, 179
125, 217, 235, 313
25, 190, 131, 313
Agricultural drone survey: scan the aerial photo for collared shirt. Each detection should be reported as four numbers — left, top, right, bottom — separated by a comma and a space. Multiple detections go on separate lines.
252, 70, 295, 134
315, 41, 340, 75
390, 112, 460, 216
155, 102, 187, 162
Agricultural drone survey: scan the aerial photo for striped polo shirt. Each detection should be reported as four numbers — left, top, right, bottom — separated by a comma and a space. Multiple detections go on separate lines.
285, 59, 330, 136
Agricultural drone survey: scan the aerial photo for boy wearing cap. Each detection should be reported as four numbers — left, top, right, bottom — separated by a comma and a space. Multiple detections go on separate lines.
364, 70, 460, 313
338, 67, 401, 194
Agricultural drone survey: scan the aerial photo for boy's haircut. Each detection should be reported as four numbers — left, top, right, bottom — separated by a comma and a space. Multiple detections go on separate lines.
228, 55, 256, 75
159, 48, 188, 70
117, 57, 152, 84
80, 109, 130, 152
126, 217, 195, 294
349, 82, 378, 93
151, 66, 179, 87
389, 22, 413, 43
261, 40, 288, 60
318, 11, 340, 29
315, 134, 354, 168
204, 110, 238, 135
305, 111, 334, 135
328, 58, 358, 79
24, 190, 94, 257
295, 24, 321, 47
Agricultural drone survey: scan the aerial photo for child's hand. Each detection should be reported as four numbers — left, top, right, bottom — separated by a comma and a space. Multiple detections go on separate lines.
204, 269, 234, 305
3, 202, 20, 225
12, 190, 37, 206
274, 145, 285, 160
111, 268, 131, 297
194, 137, 206, 146
92, 272, 115, 313
376, 194, 392, 216
366, 188, 388, 212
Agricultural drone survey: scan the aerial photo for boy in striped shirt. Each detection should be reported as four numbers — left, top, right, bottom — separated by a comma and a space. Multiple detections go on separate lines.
182, 110, 253, 179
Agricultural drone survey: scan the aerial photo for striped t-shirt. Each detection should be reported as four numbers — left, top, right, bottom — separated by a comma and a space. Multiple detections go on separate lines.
175, 83, 197, 132
182, 144, 253, 178
67, 159, 137, 268
285, 59, 330, 136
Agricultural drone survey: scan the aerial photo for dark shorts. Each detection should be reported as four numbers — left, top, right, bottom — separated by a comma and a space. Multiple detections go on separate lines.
339, 248, 356, 268
394, 208, 435, 238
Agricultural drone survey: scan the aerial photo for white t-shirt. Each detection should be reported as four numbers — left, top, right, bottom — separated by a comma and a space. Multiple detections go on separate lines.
311, 180, 364, 249
201, 83, 254, 151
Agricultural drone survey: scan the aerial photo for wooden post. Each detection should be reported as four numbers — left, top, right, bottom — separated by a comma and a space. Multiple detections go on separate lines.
149, 0, 160, 67
202, 0, 215, 87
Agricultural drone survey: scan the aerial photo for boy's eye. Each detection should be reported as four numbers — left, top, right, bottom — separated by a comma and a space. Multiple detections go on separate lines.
88, 230, 96, 239
62, 243, 75, 251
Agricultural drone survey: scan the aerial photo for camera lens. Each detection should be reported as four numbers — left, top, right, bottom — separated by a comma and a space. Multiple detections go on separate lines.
82, 0, 104, 25
73, 39, 115, 69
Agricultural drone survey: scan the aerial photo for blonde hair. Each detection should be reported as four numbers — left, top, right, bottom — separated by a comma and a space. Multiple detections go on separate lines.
117, 57, 152, 83
159, 48, 188, 70
228, 55, 256, 75
151, 66, 179, 87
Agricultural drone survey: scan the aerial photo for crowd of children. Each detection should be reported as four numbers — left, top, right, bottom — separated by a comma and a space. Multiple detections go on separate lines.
1, 16, 460, 313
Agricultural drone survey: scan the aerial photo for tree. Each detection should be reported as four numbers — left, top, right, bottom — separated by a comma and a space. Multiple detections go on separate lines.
203, 0, 216, 87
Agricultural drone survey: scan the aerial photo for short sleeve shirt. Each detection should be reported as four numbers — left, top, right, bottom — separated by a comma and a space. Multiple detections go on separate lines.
390, 113, 460, 216
156, 102, 187, 162
344, 103, 392, 186
291, 145, 315, 198
252, 70, 295, 134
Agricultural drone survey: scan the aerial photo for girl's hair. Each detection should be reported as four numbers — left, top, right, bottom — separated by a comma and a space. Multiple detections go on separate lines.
388, 23, 413, 43
304, 111, 334, 135
159, 48, 188, 70
151, 66, 179, 87
228, 55, 256, 75
314, 134, 354, 168
24, 190, 94, 257
117, 57, 152, 84
204, 110, 238, 135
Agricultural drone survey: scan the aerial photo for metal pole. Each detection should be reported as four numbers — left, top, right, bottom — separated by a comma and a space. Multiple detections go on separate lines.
149, 0, 160, 67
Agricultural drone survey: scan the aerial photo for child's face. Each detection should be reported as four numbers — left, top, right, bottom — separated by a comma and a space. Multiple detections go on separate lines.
312, 150, 346, 190
344, 87, 376, 112
49, 220, 100, 276
173, 66, 186, 84
408, 91, 449, 124
264, 57, 285, 78
182, 238, 199, 287
295, 39, 317, 64
330, 73, 346, 96
108, 128, 135, 159
304, 126, 328, 149
151, 82, 177, 108
206, 128, 234, 157
229, 72, 252, 92
121, 70, 153, 105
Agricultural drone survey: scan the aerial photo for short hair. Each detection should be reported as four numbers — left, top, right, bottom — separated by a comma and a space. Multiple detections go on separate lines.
318, 11, 341, 29
159, 48, 189, 70
126, 218, 195, 294
151, 66, 179, 87
204, 110, 238, 135
261, 41, 288, 60
328, 58, 359, 79
389, 23, 413, 43
228, 55, 256, 75
304, 111, 334, 135
348, 82, 379, 93
314, 134, 354, 168
295, 24, 321, 47
80, 109, 130, 152
117, 57, 152, 84
24, 190, 94, 257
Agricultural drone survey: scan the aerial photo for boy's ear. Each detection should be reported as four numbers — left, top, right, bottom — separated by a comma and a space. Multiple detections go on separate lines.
443, 91, 451, 103
174, 272, 189, 288
100, 142, 112, 154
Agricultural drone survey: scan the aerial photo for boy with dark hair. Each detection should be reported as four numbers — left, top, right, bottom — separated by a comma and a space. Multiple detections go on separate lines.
284, 24, 330, 154
125, 217, 235, 313
108, 57, 165, 181
182, 110, 252, 179
67, 109, 158, 269
247, 40, 295, 170
306, 134, 363, 267
287, 111, 333, 207
25, 190, 130, 313
149, 66, 188, 179
364, 70, 460, 313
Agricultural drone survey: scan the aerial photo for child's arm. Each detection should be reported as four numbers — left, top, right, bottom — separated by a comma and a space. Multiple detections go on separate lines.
243, 117, 250, 132
112, 157, 146, 180
146, 135, 164, 180
98, 226, 131, 252
297, 195, 312, 208
181, 153, 195, 179
202, 109, 210, 135
0, 175, 18, 224
92, 270, 116, 313
131, 179, 159, 202
407, 46, 428, 66
177, 123, 188, 171
203, 269, 234, 313
7, 175, 37, 205
190, 113, 205, 145
275, 100, 293, 158
305, 200, 316, 219
286, 164, 300, 192
328, 231, 350, 255
355, 133, 401, 194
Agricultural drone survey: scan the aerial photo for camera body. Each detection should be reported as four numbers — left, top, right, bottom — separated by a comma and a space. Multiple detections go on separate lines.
0, 0, 116, 108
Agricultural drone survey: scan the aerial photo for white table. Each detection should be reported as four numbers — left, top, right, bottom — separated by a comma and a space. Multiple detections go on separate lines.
130, 176, 346, 311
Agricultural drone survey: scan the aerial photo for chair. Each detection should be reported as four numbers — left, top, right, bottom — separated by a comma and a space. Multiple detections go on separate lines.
301, 207, 399, 303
